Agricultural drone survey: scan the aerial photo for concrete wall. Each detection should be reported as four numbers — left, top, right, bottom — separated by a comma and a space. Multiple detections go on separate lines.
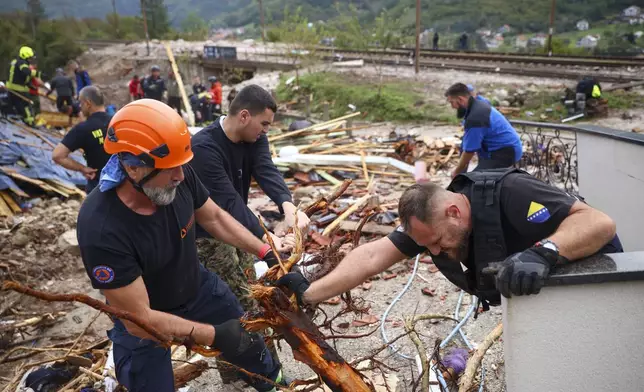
577, 132, 644, 251
503, 280, 644, 392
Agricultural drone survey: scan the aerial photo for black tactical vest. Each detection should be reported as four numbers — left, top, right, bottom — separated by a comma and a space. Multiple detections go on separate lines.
432, 168, 525, 306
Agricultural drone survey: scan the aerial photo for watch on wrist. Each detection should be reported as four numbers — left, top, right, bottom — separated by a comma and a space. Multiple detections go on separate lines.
535, 239, 559, 254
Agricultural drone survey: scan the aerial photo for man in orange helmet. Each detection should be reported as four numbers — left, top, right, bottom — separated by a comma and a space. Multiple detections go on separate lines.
76, 99, 285, 392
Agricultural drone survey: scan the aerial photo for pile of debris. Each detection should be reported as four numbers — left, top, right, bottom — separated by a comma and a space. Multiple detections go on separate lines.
266, 112, 462, 192
0, 119, 87, 219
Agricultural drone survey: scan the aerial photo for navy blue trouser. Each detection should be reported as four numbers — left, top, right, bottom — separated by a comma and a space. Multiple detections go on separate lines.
107, 267, 281, 392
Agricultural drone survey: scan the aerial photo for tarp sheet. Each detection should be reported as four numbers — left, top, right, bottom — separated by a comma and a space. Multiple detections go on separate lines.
0, 120, 87, 194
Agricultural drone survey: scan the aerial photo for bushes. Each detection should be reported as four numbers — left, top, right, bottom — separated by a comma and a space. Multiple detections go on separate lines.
277, 72, 456, 123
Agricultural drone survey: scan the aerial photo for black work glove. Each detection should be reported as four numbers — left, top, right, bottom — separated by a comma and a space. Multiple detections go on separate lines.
276, 270, 310, 306
482, 246, 560, 298
212, 319, 259, 357
262, 249, 279, 268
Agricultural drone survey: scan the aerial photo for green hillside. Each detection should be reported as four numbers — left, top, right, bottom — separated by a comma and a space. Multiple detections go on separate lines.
5, 0, 639, 34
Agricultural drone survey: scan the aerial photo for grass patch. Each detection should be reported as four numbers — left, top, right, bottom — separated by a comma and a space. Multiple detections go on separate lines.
604, 90, 644, 110
276, 72, 457, 123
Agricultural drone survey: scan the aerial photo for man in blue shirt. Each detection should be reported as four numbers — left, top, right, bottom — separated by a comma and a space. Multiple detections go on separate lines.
446, 83, 522, 178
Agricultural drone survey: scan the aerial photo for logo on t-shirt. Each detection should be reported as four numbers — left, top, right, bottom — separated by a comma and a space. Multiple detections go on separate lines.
92, 265, 115, 283
180, 214, 195, 238
526, 201, 551, 223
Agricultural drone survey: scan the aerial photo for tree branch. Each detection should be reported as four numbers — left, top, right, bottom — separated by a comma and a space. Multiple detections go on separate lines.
458, 323, 503, 392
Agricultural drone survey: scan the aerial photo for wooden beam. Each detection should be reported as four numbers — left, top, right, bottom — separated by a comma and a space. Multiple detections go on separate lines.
6, 119, 57, 148
0, 191, 22, 214
163, 42, 195, 126
268, 112, 362, 142
0, 197, 13, 217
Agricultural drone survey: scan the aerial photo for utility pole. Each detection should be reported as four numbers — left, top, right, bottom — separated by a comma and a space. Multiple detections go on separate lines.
546, 0, 556, 56
111, 0, 120, 38
258, 0, 266, 44
140, 0, 150, 56
415, 0, 421, 74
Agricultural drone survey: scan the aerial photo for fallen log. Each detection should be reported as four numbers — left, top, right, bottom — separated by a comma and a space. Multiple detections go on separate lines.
303, 179, 352, 217
243, 286, 373, 392
174, 360, 209, 388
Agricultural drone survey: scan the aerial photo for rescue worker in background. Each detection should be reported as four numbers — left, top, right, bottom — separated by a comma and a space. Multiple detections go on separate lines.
76, 99, 286, 392
575, 76, 602, 114
446, 83, 522, 177
191, 84, 308, 385
208, 76, 223, 116
73, 62, 92, 98
277, 168, 622, 310
0, 82, 13, 118
166, 71, 182, 115
459, 33, 468, 50
227, 87, 238, 110
433, 32, 439, 50
127, 75, 143, 101
6, 46, 40, 126
142, 65, 166, 102
192, 75, 206, 95
467, 84, 490, 104
47, 68, 77, 116
27, 63, 42, 116
52, 86, 111, 193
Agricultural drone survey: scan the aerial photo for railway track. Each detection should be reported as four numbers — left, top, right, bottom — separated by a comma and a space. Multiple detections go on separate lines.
323, 55, 643, 83
318, 47, 644, 68
77, 39, 643, 82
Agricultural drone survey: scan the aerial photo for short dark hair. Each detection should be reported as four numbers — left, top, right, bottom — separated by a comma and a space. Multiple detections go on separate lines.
398, 183, 446, 231
445, 83, 470, 98
79, 86, 104, 106
229, 84, 277, 116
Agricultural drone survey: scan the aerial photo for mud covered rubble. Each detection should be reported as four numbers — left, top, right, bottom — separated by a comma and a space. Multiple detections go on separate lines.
1, 198, 82, 282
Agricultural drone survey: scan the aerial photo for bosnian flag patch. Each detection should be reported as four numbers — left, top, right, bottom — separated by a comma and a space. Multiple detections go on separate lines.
526, 201, 551, 223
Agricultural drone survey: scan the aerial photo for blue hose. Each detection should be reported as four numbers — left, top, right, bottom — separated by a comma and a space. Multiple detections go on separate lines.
378, 253, 486, 391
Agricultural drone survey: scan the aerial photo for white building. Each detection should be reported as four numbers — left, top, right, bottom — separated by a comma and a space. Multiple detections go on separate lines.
623, 5, 641, 18
577, 20, 590, 31
578, 35, 599, 48
515, 35, 528, 48
529, 35, 547, 47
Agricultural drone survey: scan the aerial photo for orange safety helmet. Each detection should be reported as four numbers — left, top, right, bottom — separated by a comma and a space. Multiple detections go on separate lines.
105, 99, 192, 169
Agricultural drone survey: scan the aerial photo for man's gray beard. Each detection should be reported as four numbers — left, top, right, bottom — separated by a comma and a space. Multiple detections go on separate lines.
143, 186, 178, 206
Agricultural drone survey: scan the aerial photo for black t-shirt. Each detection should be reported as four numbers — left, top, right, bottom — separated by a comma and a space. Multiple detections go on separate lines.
77, 165, 210, 311
190, 117, 293, 238
61, 112, 112, 172
389, 172, 618, 260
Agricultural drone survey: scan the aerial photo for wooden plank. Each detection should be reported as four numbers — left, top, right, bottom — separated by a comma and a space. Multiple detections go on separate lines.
163, 42, 195, 126
0, 191, 22, 214
9, 188, 30, 198
314, 170, 342, 185
47, 180, 86, 198
0, 196, 13, 217
0, 169, 69, 197
6, 119, 57, 148
268, 112, 362, 142
360, 151, 369, 180
339, 221, 394, 235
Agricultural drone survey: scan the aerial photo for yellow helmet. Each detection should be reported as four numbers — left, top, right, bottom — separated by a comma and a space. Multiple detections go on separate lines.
19, 46, 35, 60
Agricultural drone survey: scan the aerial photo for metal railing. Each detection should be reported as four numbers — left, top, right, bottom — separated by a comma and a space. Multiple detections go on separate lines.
511, 120, 579, 193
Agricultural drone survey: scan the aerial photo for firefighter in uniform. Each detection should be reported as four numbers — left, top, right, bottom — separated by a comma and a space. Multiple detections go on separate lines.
6, 46, 40, 126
